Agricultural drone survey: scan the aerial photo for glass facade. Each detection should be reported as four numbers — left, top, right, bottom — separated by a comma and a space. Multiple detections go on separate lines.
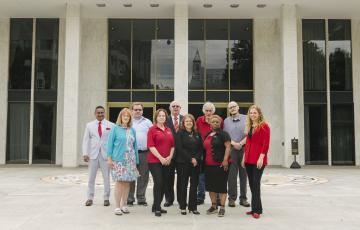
188, 19, 253, 119
6, 18, 59, 164
303, 19, 355, 165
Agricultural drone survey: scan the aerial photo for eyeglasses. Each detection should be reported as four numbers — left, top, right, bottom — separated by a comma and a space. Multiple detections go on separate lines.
228, 105, 237, 109
133, 109, 143, 111
171, 105, 180, 108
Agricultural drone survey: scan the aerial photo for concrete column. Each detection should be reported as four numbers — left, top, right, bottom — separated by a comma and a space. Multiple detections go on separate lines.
281, 5, 300, 167
253, 19, 283, 166
0, 19, 10, 165
62, 1, 81, 167
352, 19, 360, 166
174, 3, 188, 113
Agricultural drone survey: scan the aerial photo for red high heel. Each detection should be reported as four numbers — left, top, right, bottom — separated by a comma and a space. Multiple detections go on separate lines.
252, 213, 260, 219
246, 211, 253, 215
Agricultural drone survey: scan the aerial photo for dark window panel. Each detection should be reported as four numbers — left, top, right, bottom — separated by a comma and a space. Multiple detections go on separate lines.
230, 40, 253, 90
34, 19, 59, 93
189, 19, 204, 40
188, 20, 205, 90
229, 19, 252, 40
109, 107, 123, 123
9, 18, 33, 90
329, 41, 352, 91
302, 19, 325, 40
188, 104, 204, 120
331, 104, 355, 165
32, 103, 56, 164
155, 104, 171, 116
157, 19, 174, 39
156, 91, 174, 102
303, 91, 327, 104
34, 90, 57, 102
132, 91, 155, 102
8, 90, 31, 102
230, 91, 253, 103
107, 91, 130, 102
6, 102, 30, 163
108, 19, 131, 89
133, 20, 155, 89
206, 20, 229, 90
206, 91, 228, 102
330, 92, 353, 104
328, 20, 351, 41
189, 91, 204, 102
304, 105, 328, 165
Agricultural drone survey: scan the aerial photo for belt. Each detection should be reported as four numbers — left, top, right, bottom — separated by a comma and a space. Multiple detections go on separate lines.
138, 150, 148, 153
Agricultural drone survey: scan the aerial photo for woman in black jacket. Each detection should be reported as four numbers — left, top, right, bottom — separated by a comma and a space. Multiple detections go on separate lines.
176, 114, 203, 215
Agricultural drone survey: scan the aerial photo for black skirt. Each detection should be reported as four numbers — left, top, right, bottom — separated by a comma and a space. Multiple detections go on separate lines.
204, 165, 229, 193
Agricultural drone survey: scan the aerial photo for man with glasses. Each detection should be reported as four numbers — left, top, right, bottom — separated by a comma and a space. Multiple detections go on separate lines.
224, 101, 250, 208
127, 102, 153, 206
164, 100, 183, 207
82, 106, 114, 207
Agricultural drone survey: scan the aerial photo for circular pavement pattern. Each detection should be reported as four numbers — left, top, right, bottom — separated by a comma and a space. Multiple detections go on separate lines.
41, 172, 327, 188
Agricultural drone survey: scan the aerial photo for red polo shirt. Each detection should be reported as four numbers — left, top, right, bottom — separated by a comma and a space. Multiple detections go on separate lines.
244, 123, 270, 166
196, 115, 224, 140
147, 125, 175, 164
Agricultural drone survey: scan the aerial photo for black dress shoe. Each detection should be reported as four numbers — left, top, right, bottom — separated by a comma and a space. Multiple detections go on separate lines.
180, 210, 187, 215
138, 201, 148, 206
189, 210, 200, 215
104, 200, 110, 206
155, 211, 162, 217
127, 201, 134, 206
164, 201, 173, 207
196, 199, 204, 205
152, 206, 167, 213
85, 199, 93, 206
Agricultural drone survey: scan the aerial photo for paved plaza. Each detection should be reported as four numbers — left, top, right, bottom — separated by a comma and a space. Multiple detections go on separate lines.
0, 166, 359, 230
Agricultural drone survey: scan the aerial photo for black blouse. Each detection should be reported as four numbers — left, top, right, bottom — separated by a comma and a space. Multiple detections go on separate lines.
175, 129, 203, 164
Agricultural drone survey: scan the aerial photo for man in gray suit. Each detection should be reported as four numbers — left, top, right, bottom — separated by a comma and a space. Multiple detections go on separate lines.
82, 106, 114, 206
224, 101, 250, 208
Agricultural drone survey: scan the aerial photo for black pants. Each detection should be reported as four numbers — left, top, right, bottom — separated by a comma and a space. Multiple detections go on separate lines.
245, 164, 265, 214
164, 161, 176, 203
149, 163, 171, 211
176, 163, 200, 211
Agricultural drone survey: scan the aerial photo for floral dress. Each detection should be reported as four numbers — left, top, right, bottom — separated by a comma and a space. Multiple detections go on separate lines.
111, 129, 140, 182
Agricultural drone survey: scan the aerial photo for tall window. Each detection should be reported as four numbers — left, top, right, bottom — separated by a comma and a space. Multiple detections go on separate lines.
188, 19, 253, 119
7, 19, 59, 164
302, 19, 354, 165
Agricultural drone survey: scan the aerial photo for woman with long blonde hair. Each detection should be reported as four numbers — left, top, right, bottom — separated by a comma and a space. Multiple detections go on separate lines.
107, 108, 139, 215
241, 105, 270, 219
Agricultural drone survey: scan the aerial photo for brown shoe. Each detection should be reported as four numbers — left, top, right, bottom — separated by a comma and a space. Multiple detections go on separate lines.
85, 199, 93, 206
104, 200, 110, 206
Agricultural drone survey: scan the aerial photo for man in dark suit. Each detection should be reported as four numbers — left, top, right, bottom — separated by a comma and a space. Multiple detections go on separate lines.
164, 100, 183, 207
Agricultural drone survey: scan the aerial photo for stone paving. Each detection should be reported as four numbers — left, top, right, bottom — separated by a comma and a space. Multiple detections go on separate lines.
0, 166, 359, 230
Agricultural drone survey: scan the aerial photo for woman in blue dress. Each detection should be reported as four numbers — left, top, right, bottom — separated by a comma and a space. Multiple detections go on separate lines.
107, 108, 139, 215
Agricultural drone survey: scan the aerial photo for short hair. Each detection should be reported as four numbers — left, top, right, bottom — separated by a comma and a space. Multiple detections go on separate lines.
209, 114, 223, 124
202, 102, 215, 114
116, 108, 132, 127
153, 108, 168, 124
131, 102, 143, 110
95, 105, 105, 112
180, 114, 197, 132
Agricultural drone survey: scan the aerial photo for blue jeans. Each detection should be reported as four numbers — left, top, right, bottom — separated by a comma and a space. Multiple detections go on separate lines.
197, 173, 205, 201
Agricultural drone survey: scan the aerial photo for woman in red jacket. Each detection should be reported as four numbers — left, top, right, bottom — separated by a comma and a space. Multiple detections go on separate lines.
241, 105, 270, 219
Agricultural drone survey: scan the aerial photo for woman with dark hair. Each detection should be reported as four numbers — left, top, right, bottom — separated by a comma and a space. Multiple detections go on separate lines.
176, 114, 203, 215
147, 109, 175, 217
203, 115, 231, 217
241, 105, 270, 219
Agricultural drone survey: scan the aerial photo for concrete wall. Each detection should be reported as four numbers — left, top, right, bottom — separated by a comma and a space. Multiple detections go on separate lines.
0, 19, 9, 164
77, 18, 108, 165
253, 19, 284, 166
352, 19, 360, 166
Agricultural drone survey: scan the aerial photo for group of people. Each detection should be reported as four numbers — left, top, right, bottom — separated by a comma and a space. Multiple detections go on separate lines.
82, 101, 270, 219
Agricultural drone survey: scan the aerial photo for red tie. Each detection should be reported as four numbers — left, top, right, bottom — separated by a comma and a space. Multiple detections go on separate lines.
174, 116, 179, 132
98, 121, 102, 138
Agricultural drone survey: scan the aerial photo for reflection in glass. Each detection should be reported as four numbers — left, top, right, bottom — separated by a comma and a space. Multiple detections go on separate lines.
6, 103, 30, 163
35, 19, 59, 92
302, 19, 326, 91
133, 20, 155, 89
230, 20, 253, 90
108, 20, 131, 89
9, 18, 33, 90
189, 20, 205, 89
206, 20, 228, 90
33, 103, 56, 163
331, 105, 354, 165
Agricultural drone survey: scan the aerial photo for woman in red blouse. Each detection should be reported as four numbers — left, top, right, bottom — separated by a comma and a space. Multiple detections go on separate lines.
241, 105, 270, 219
147, 109, 175, 217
